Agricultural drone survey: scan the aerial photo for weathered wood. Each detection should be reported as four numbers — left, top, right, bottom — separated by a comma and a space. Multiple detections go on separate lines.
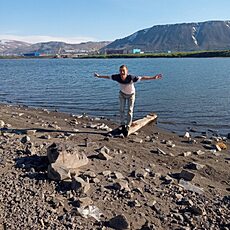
108, 113, 157, 137
127, 113, 157, 136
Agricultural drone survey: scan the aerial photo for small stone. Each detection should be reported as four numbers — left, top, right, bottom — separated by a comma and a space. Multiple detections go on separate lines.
97, 152, 112, 160
108, 214, 130, 229
102, 170, 112, 177
84, 171, 96, 178
202, 139, 213, 144
93, 178, 100, 183
189, 205, 205, 216
40, 134, 51, 140
0, 120, 5, 128
134, 168, 148, 178
181, 151, 192, 157
157, 148, 167, 155
194, 150, 205, 155
216, 142, 227, 150
203, 144, 215, 150
21, 136, 30, 144
48, 164, 71, 181
71, 176, 90, 193
131, 137, 143, 143
113, 171, 124, 179
185, 162, 205, 170
113, 180, 130, 192
179, 170, 195, 181
166, 140, 175, 147
77, 197, 93, 208
215, 144, 222, 151
184, 132, 191, 139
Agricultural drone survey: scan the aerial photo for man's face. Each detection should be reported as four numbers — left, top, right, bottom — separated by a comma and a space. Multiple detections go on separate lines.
120, 67, 128, 77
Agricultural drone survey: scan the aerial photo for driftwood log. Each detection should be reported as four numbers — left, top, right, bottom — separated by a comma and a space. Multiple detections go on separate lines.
127, 113, 157, 136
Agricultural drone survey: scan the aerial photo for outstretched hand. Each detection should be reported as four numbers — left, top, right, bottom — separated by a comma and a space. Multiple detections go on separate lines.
154, 73, 162, 79
94, 72, 99, 78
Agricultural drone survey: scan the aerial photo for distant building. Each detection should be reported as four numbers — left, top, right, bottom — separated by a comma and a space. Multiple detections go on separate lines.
23, 52, 40, 57
132, 48, 141, 54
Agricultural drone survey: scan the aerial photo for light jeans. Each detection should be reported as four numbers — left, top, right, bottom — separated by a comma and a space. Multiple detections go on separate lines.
119, 91, 135, 128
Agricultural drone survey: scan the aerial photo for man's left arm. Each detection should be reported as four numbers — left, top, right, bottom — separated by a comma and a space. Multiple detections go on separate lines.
140, 73, 162, 80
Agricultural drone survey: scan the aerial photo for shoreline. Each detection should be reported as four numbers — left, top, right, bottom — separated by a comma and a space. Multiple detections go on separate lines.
0, 103, 230, 229
1, 101, 229, 138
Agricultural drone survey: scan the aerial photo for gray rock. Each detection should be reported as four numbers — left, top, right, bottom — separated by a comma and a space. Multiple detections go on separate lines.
97, 146, 110, 155
131, 137, 143, 143
108, 214, 130, 229
21, 136, 31, 144
181, 151, 192, 157
202, 139, 213, 144
157, 148, 167, 155
97, 146, 112, 160
185, 162, 205, 170
47, 143, 88, 169
113, 180, 130, 192
179, 179, 204, 194
179, 170, 195, 181
102, 170, 112, 176
71, 176, 90, 193
166, 140, 175, 147
0, 120, 5, 128
194, 150, 205, 155
113, 171, 124, 179
203, 144, 215, 150
47, 164, 71, 181
189, 205, 205, 216
134, 168, 148, 178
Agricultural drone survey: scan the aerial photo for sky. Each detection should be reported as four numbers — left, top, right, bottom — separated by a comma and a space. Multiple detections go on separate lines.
0, 0, 230, 44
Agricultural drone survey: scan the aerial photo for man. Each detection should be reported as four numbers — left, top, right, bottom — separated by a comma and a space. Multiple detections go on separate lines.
94, 65, 162, 136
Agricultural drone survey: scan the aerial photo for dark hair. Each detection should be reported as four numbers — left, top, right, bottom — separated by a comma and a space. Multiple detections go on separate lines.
119, 65, 128, 70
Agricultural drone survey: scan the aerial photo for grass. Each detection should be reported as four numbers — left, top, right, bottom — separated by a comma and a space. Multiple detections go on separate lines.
1, 50, 230, 59
81, 50, 230, 58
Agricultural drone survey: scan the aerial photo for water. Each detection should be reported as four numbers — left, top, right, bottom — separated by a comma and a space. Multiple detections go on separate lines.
0, 58, 230, 135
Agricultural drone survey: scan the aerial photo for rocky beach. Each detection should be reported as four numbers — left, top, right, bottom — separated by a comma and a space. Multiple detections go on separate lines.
0, 103, 229, 230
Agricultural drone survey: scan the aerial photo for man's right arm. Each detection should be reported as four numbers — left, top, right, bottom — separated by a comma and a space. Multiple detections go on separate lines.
94, 73, 110, 79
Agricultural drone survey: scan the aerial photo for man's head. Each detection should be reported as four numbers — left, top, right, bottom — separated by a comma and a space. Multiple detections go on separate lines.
119, 65, 128, 77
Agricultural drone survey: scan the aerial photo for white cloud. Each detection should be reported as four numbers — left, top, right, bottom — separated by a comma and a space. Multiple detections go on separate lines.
0, 34, 96, 44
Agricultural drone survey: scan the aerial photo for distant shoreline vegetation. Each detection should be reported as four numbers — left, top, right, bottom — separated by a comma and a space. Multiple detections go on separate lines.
81, 50, 230, 58
1, 50, 230, 59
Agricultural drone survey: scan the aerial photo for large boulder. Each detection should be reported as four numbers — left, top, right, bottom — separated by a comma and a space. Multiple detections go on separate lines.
47, 143, 89, 181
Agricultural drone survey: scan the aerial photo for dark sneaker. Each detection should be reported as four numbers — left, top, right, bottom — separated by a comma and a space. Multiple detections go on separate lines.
121, 125, 126, 132
123, 126, 129, 137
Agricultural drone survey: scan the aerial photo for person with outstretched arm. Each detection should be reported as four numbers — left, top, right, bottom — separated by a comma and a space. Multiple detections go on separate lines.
94, 64, 162, 136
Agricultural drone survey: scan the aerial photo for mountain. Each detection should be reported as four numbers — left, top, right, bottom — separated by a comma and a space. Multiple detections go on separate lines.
2, 20, 230, 56
102, 20, 230, 53
0, 40, 111, 55
0, 40, 31, 54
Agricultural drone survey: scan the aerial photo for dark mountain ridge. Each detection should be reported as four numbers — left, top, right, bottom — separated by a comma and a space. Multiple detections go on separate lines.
103, 20, 230, 53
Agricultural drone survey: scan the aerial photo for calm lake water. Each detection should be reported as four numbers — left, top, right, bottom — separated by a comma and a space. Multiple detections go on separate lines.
1, 58, 230, 135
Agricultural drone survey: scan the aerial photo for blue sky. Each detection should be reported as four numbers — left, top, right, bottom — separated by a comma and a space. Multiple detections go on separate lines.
0, 0, 230, 44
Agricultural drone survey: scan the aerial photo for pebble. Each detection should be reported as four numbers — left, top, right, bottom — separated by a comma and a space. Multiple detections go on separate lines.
0, 105, 229, 230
